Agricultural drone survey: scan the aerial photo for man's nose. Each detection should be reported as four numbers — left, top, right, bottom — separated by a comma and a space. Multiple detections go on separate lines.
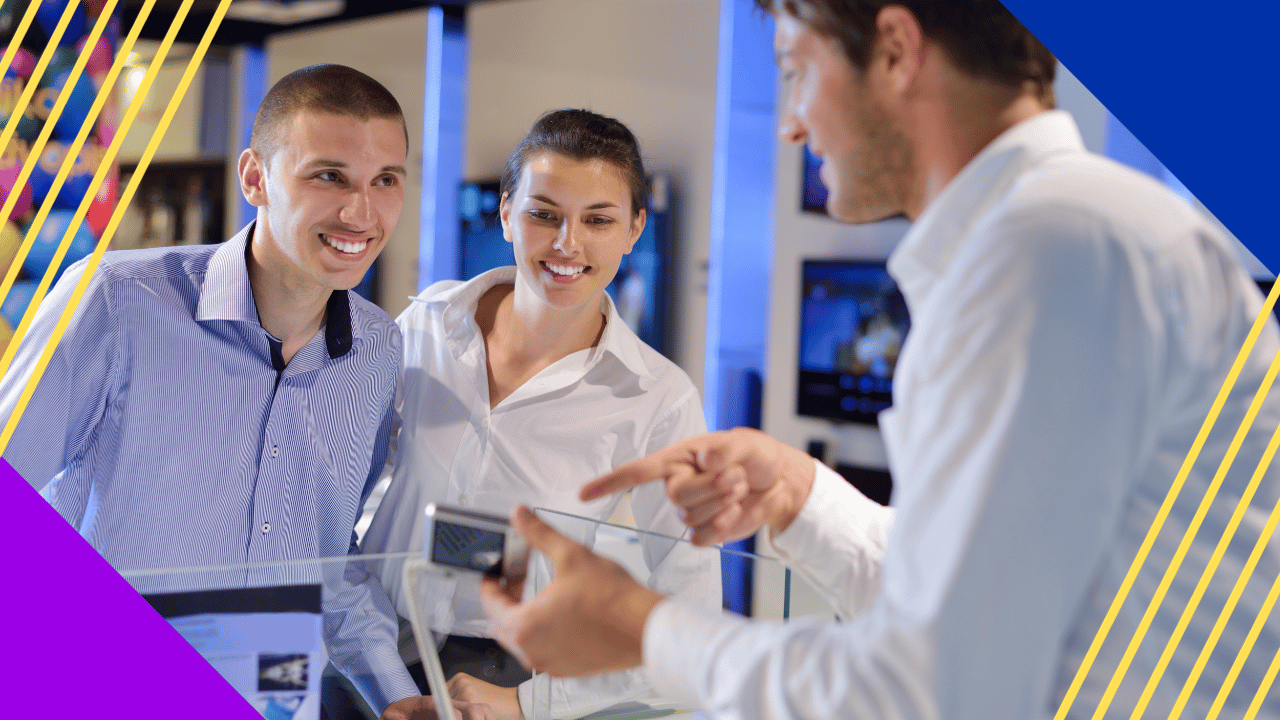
340, 187, 373, 227
778, 104, 807, 145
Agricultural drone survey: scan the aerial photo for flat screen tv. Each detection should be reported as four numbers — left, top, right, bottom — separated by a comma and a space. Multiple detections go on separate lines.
797, 260, 909, 424
457, 176, 672, 357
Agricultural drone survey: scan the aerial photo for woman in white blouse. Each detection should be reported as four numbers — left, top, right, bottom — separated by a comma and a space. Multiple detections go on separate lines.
363, 109, 721, 720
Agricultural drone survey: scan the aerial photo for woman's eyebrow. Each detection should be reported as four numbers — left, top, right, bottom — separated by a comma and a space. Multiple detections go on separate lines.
530, 194, 619, 210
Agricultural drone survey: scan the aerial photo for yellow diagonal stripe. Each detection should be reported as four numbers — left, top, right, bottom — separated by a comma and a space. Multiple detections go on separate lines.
0, 0, 42, 81
1209, 560, 1280, 718
1244, 636, 1280, 719
0, 0, 78, 159
0, 0, 235, 454
0, 0, 120, 311
0, 0, 83, 223
1128, 340, 1280, 718
0, 0, 182, 385
1168, 380, 1280, 718
1191, 490, 1280, 718
1054, 278, 1280, 719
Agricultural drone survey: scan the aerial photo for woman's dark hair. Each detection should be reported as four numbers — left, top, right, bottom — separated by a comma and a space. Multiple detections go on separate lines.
757, 0, 1056, 107
501, 109, 648, 217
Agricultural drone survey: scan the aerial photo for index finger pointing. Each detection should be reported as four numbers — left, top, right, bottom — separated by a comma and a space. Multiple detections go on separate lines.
580, 442, 699, 501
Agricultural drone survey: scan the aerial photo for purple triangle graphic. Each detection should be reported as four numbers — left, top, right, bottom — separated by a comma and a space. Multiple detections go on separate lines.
0, 459, 259, 718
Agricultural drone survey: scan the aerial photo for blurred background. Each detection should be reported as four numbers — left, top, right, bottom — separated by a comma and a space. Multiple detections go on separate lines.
2, 0, 1274, 620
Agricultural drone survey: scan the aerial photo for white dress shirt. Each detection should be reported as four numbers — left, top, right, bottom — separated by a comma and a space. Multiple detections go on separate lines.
642, 111, 1280, 719
362, 267, 721, 718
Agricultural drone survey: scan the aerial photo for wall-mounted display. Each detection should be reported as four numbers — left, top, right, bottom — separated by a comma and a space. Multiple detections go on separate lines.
796, 259, 909, 425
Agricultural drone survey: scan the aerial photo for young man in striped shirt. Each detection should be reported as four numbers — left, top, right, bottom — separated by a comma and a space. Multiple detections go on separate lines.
0, 64, 425, 714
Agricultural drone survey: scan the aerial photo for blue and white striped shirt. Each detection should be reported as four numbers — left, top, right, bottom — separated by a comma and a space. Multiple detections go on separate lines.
0, 223, 402, 590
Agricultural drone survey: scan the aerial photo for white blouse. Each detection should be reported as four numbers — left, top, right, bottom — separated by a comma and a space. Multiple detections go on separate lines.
363, 267, 721, 718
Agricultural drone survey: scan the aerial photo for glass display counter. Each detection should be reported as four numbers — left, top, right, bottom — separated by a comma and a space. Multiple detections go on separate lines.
118, 507, 833, 720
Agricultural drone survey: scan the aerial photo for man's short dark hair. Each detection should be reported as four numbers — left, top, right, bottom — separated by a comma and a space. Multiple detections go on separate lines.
251, 64, 408, 159
758, 0, 1057, 107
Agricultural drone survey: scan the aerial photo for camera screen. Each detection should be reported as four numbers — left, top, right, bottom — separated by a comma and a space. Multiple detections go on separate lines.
431, 521, 505, 576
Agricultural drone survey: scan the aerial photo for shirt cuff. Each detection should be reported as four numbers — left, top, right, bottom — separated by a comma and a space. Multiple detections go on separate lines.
517, 675, 538, 719
642, 598, 748, 709
338, 653, 421, 715
767, 459, 879, 564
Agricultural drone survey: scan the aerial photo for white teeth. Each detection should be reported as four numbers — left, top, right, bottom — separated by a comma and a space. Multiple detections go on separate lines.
544, 262, 586, 276
322, 234, 369, 255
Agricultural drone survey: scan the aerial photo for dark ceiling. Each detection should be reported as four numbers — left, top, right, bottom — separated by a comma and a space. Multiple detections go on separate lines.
120, 0, 471, 46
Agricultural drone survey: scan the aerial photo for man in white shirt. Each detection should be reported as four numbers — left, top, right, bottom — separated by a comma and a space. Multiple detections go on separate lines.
478, 2, 1280, 719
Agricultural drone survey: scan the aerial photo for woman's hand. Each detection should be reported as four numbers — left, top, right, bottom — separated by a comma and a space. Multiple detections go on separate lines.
380, 694, 495, 720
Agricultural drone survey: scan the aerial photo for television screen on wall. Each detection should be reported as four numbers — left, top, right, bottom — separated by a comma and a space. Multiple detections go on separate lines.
457, 176, 673, 357
797, 260, 909, 425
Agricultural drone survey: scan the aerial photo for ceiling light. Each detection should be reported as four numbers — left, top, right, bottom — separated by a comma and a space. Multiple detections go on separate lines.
226, 0, 346, 25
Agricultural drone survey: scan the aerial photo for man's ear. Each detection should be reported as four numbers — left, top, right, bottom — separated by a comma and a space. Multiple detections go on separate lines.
872, 5, 926, 97
239, 148, 269, 208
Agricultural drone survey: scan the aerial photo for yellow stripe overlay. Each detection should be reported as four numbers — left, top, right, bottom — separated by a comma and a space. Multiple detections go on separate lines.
0, 0, 78, 163
1163, 350, 1280, 720
0, 0, 122, 312
1126, 341, 1280, 718
1055, 278, 1280, 718
0, 0, 42, 82
0, 0, 235, 454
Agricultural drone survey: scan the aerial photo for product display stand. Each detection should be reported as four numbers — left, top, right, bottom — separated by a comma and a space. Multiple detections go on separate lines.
402, 557, 457, 720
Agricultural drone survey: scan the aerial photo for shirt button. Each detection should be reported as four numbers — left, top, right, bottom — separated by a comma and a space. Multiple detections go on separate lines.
270, 445, 279, 458
458, 496, 469, 506
480, 417, 489, 429
261, 522, 271, 534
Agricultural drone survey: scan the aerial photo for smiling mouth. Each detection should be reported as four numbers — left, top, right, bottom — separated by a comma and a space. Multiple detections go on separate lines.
541, 261, 589, 278
321, 233, 372, 255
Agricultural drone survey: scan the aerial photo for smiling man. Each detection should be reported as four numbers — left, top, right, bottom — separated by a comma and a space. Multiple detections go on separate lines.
0, 63, 415, 713
479, 2, 1280, 719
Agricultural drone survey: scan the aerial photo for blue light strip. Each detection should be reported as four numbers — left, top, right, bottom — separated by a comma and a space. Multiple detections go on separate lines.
707, 0, 778, 617
235, 44, 267, 229
420, 5, 468, 289
704, 0, 777, 431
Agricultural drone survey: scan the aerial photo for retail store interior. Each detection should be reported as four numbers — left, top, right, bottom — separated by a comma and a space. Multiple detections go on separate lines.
3, 0, 1276, 702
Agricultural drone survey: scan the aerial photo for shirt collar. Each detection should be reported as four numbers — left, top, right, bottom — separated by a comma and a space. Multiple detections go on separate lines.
431, 266, 654, 382
887, 110, 1085, 311
593, 289, 654, 381
196, 221, 354, 359
196, 222, 259, 325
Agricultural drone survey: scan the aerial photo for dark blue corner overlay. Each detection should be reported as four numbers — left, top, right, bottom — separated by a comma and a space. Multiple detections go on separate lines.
1002, 0, 1280, 272
0, 461, 258, 717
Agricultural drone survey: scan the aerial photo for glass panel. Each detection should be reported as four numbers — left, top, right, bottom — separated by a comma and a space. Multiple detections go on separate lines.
524, 507, 836, 720
120, 551, 426, 720
114, 508, 833, 720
